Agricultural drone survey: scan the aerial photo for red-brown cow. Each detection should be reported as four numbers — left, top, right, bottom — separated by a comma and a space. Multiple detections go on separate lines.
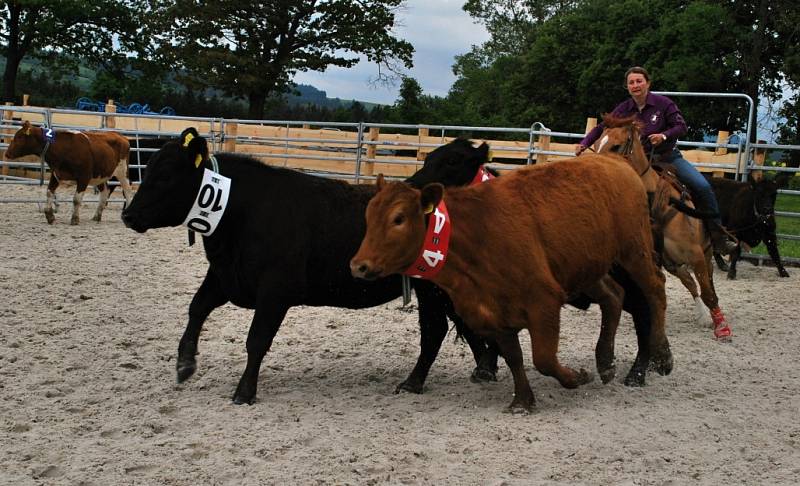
350, 155, 671, 412
5, 120, 133, 224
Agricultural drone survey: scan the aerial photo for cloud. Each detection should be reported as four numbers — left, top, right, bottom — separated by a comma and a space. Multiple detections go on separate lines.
292, 0, 490, 105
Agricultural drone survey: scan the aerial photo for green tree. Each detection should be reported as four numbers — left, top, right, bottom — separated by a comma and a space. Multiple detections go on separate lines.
0, 0, 143, 103
152, 0, 413, 120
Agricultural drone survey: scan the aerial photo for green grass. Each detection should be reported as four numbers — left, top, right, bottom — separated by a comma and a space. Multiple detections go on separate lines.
749, 192, 800, 260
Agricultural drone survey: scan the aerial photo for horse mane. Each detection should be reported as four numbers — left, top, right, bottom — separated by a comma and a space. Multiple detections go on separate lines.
602, 113, 643, 130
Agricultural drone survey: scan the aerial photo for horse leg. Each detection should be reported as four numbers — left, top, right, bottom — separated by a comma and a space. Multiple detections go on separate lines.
670, 264, 709, 325
71, 180, 89, 225
493, 331, 535, 413
233, 299, 290, 405
581, 275, 624, 384
177, 270, 229, 383
692, 250, 731, 340
93, 182, 110, 222
527, 295, 593, 390
44, 174, 59, 224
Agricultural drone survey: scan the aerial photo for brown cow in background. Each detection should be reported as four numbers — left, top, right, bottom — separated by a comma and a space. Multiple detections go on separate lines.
5, 121, 133, 224
350, 156, 672, 412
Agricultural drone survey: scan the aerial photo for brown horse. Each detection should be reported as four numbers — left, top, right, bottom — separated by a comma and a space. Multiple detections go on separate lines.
5, 121, 133, 225
592, 114, 731, 340
350, 155, 671, 412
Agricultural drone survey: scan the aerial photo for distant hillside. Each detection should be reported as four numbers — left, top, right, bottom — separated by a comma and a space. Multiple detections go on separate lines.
2, 56, 383, 111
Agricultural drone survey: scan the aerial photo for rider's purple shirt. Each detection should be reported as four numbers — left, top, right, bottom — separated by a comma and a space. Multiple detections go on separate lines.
580, 92, 688, 157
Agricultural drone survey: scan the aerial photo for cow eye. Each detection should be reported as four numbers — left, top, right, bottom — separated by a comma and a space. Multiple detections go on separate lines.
393, 214, 405, 226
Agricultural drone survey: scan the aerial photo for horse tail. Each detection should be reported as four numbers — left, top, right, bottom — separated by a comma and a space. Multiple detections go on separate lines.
668, 197, 719, 219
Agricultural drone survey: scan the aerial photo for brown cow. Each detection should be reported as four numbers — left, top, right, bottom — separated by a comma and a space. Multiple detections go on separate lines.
350, 155, 671, 412
5, 121, 133, 224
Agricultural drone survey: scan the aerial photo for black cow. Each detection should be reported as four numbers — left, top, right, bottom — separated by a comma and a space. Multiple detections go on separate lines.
710, 174, 791, 279
407, 138, 669, 387
121, 128, 496, 405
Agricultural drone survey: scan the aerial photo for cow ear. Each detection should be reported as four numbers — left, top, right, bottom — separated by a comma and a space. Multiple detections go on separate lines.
180, 127, 207, 168
420, 183, 444, 213
376, 173, 386, 191
773, 171, 791, 188
22, 120, 31, 135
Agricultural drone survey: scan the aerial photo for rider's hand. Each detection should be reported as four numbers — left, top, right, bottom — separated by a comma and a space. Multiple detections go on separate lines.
575, 144, 587, 155
649, 133, 667, 146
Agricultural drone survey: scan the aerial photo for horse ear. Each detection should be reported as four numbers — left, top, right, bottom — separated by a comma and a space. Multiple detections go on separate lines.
420, 183, 444, 213
376, 173, 386, 191
180, 127, 207, 168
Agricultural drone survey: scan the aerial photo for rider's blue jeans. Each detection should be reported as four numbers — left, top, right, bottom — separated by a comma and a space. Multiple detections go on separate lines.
664, 149, 722, 226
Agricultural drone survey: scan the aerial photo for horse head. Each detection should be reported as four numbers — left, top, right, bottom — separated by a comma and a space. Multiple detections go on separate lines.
596, 114, 655, 190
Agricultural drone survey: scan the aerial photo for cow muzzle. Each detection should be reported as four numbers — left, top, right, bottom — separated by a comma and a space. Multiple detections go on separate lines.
350, 258, 383, 281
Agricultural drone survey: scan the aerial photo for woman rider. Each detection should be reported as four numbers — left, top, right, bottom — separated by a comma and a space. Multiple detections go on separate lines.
576, 66, 737, 255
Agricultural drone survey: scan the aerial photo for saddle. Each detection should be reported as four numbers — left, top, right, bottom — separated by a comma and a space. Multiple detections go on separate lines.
652, 162, 692, 204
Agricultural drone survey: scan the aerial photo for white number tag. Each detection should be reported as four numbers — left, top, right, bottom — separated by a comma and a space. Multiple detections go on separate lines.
182, 168, 231, 236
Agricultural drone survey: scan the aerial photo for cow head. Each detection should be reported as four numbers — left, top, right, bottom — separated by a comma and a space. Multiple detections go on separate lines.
122, 127, 210, 232
350, 174, 444, 280
5, 121, 44, 159
750, 174, 787, 225
406, 138, 491, 188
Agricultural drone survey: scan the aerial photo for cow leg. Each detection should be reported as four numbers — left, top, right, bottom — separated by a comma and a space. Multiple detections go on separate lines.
726, 244, 740, 279
71, 180, 89, 225
618, 250, 672, 377
177, 270, 229, 384
233, 301, 290, 405
93, 182, 110, 222
713, 252, 729, 271
44, 174, 59, 224
397, 283, 450, 394
493, 331, 535, 413
526, 296, 593, 390
582, 276, 624, 384
764, 232, 789, 277
113, 159, 134, 210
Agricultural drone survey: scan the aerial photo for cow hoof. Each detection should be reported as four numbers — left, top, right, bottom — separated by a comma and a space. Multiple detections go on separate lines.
45, 211, 55, 224
70, 217, 79, 225
395, 380, 423, 394
779, 269, 790, 278
92, 214, 101, 222
623, 368, 646, 387
726, 272, 737, 280
470, 366, 497, 383
598, 365, 616, 384
232, 388, 256, 405
649, 348, 674, 376
176, 360, 196, 383
505, 398, 535, 414
576, 368, 594, 386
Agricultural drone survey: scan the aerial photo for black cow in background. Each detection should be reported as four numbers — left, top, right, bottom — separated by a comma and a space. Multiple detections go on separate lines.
121, 128, 496, 405
710, 174, 791, 279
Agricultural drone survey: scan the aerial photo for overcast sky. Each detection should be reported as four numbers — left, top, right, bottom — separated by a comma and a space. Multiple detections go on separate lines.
292, 0, 490, 105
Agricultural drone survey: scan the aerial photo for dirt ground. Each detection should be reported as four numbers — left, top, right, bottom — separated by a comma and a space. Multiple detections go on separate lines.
1, 183, 798, 485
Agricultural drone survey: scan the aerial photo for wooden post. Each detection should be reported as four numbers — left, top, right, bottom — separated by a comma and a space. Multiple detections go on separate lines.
537, 131, 551, 164
584, 117, 597, 134
751, 141, 767, 182
223, 122, 238, 153
416, 127, 429, 162
1, 102, 14, 176
104, 99, 116, 129
22, 94, 29, 106
713, 130, 728, 178
363, 126, 379, 177
302, 124, 311, 130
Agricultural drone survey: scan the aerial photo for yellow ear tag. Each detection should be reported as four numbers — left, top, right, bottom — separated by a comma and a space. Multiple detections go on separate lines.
25, 127, 31, 136
194, 154, 202, 168
183, 132, 194, 147
487, 149, 494, 162
424, 203, 434, 214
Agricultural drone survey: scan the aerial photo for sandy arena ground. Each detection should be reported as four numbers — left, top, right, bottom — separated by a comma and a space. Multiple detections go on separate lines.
0, 183, 798, 485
